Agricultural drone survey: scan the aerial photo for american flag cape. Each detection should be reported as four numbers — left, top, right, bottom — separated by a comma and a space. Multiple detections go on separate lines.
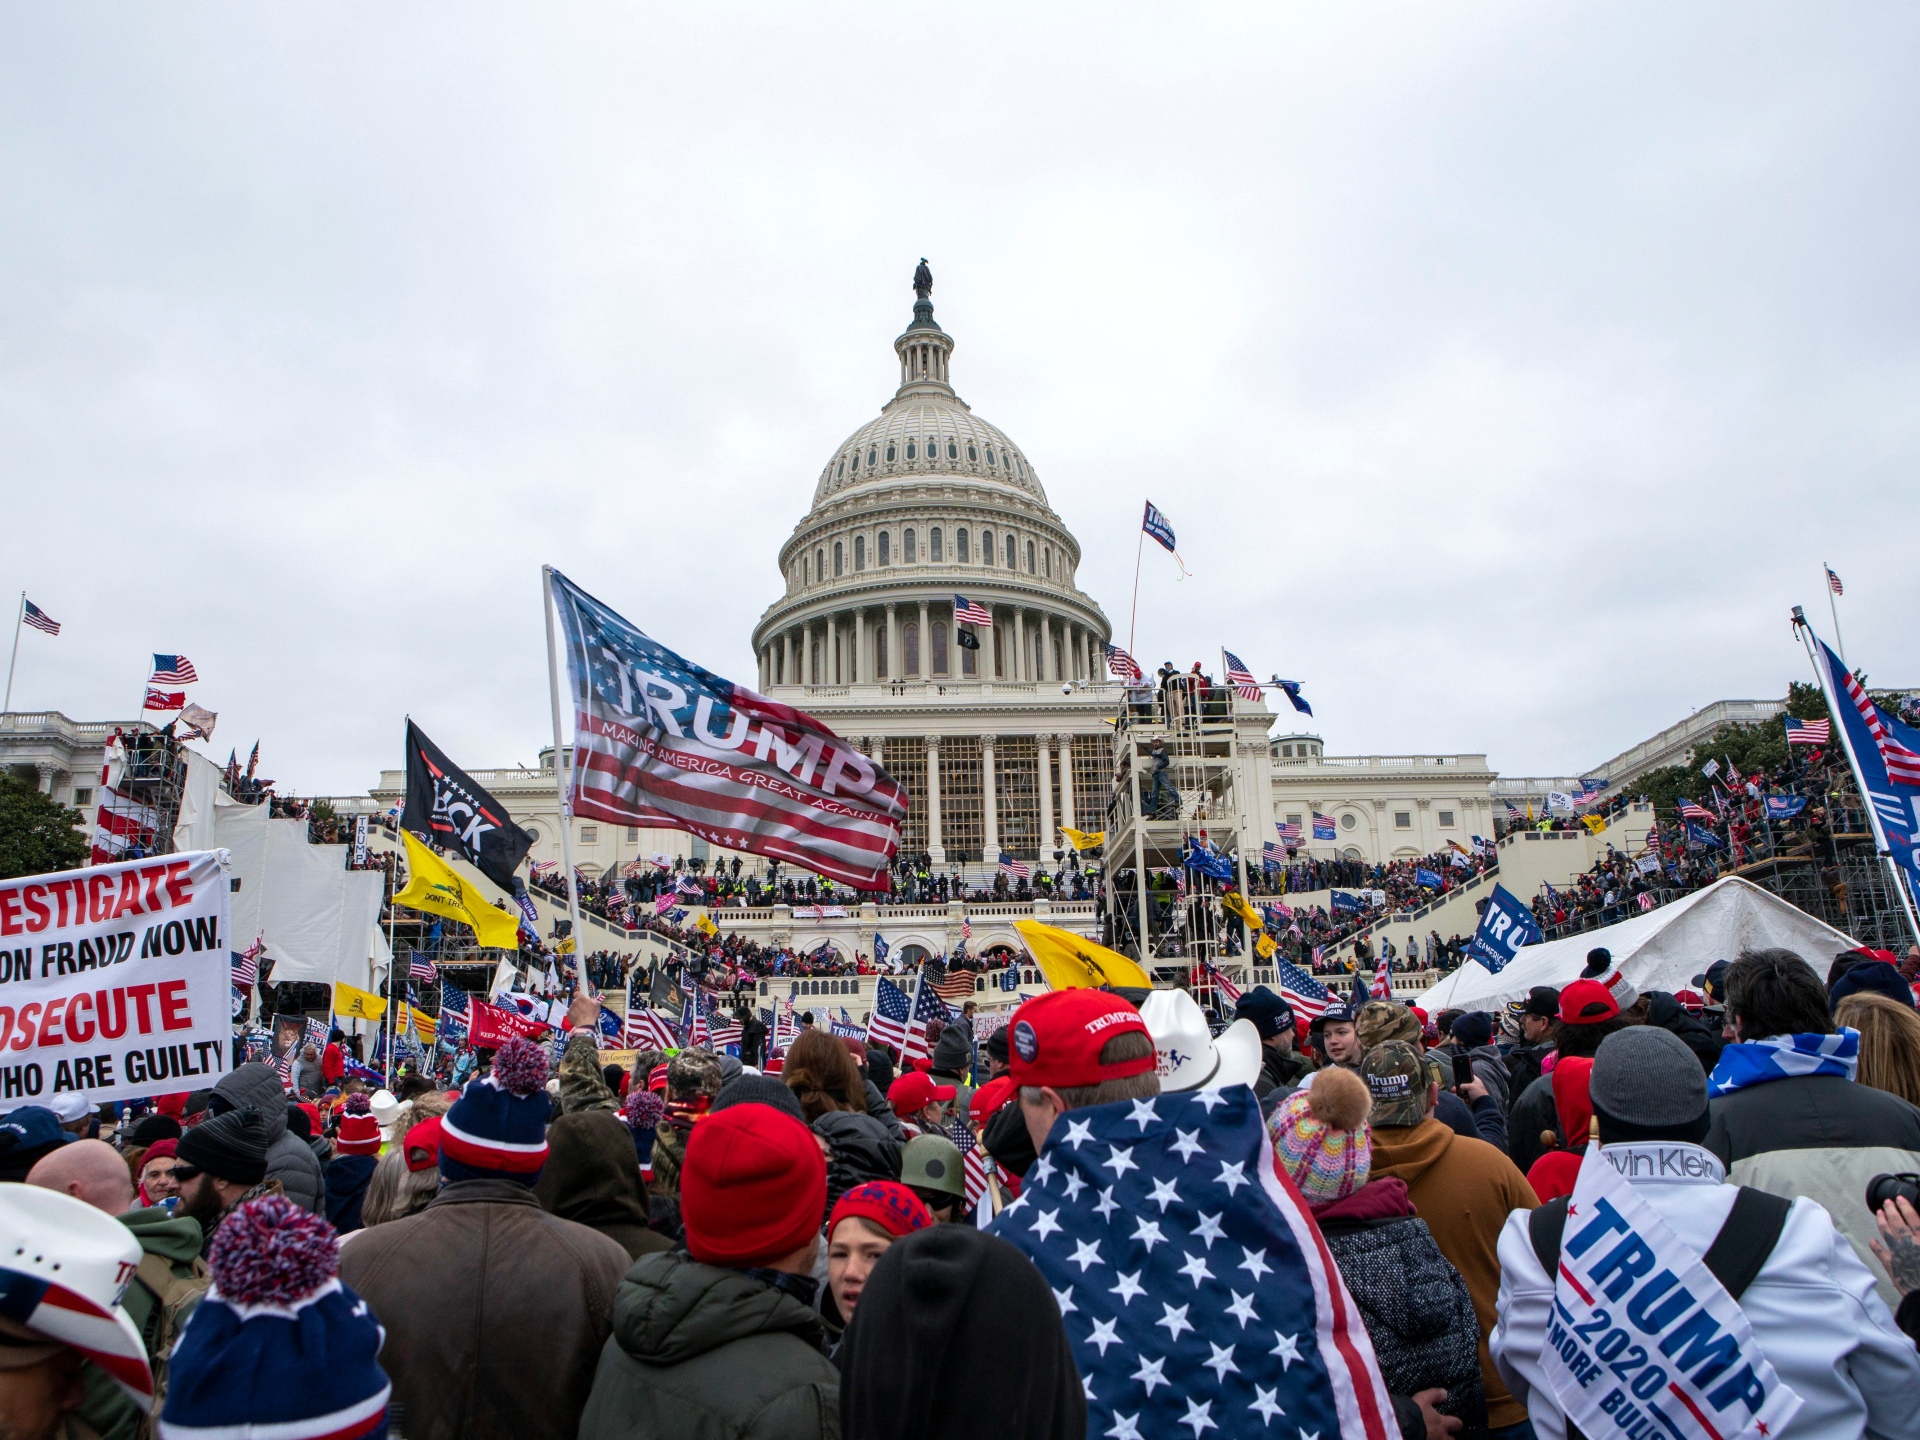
547, 569, 907, 890
987, 1088, 1393, 1440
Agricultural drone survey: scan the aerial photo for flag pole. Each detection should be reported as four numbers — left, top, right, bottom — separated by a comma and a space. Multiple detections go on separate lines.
1126, 519, 1145, 665
1826, 563, 1846, 669
541, 566, 591, 995
3, 593, 23, 715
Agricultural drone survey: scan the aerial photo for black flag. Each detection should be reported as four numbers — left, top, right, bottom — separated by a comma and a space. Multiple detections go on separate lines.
401, 720, 536, 894
956, 628, 980, 650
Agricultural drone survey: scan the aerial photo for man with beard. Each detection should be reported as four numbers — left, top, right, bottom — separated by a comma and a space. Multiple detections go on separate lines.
170, 1109, 274, 1255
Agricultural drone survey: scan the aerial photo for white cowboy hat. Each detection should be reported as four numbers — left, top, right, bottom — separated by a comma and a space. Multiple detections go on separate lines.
0, 1185, 152, 1406
1139, 988, 1264, 1093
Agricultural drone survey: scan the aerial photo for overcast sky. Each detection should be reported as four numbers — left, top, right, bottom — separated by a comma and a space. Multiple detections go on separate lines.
3, 5, 1915, 796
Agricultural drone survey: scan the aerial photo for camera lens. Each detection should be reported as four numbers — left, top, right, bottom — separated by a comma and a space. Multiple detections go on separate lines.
1865, 1173, 1920, 1212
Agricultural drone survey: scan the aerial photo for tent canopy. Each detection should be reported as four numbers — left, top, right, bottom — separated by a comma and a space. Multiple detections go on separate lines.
1415, 877, 1859, 1013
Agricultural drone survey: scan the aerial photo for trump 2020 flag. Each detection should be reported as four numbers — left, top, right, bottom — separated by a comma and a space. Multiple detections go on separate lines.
547, 569, 907, 890
989, 1087, 1393, 1440
1464, 882, 1541, 973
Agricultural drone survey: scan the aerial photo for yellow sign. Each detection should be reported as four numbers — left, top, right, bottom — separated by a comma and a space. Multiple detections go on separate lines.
1219, 890, 1264, 931
1013, 919, 1153, 991
333, 981, 387, 1022
392, 830, 523, 950
1061, 827, 1106, 851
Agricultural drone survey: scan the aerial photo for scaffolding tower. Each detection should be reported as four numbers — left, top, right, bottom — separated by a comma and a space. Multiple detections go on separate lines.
94, 725, 188, 863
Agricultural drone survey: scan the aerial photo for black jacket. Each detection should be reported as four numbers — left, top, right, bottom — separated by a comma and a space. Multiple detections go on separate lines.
1505, 1073, 1558, 1175
812, 1110, 902, 1216
1254, 1047, 1314, 1100
1644, 991, 1724, 1074
1501, 1041, 1551, 1103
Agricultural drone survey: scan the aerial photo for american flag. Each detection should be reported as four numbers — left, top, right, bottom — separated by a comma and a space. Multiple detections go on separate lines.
681, 993, 708, 1048
549, 569, 907, 891
21, 600, 59, 636
1831, 647, 1920, 785
1676, 798, 1715, 821
1222, 650, 1263, 703
529, 859, 558, 881
231, 938, 262, 989
906, 974, 953, 1064
1504, 801, 1523, 821
1203, 960, 1244, 1006
1275, 820, 1302, 843
1826, 565, 1844, 596
675, 874, 704, 896
960, 917, 972, 942
1260, 841, 1287, 868
998, 852, 1031, 881
705, 993, 744, 1048
150, 653, 198, 685
947, 1115, 993, 1210
926, 962, 979, 1003
409, 952, 438, 984
1105, 643, 1144, 683
1274, 957, 1331, 1019
866, 976, 915, 1054
1784, 715, 1830, 746
1371, 951, 1391, 1000
625, 1004, 679, 1051
987, 1089, 1395, 1440
439, 981, 470, 1041
953, 595, 993, 626
1311, 812, 1336, 840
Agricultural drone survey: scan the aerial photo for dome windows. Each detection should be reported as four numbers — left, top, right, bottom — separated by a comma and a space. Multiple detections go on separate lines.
1005, 534, 1016, 569
886, 443, 897, 463
906, 441, 917, 460
985, 446, 996, 466
854, 535, 866, 570
867, 447, 877, 467
1042, 547, 1051, 578
879, 531, 891, 566
956, 528, 969, 563
904, 529, 917, 563
836, 457, 845, 478
982, 529, 994, 565
817, 547, 826, 582
849, 452, 858, 474
966, 443, 978, 463
927, 437, 938, 463
1026, 540, 1036, 574
930, 527, 943, 562
946, 439, 958, 460
833, 541, 843, 577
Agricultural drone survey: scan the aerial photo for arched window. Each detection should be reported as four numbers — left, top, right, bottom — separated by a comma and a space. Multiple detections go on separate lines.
867, 447, 877, 466
930, 527, 943, 562
854, 535, 866, 570
810, 639, 820, 684
817, 547, 826, 580
1026, 540, 1036, 574
836, 457, 845, 478
966, 443, 978, 463
986, 446, 996, 466
904, 622, 920, 676
833, 541, 843, 577
1042, 547, 1050, 578
961, 628, 977, 675
906, 441, 917, 460
1005, 534, 1017, 569
946, 440, 958, 459
802, 555, 809, 584
956, 528, 969, 563
874, 625, 888, 679
982, 529, 994, 565
932, 621, 949, 676
879, 531, 891, 566
904, 529, 917, 563
849, 452, 859, 474
886, 443, 896, 462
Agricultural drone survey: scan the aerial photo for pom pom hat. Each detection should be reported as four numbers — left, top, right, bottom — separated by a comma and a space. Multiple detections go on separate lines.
0, 1184, 152, 1406
679, 1103, 826, 1269
1008, 989, 1153, 1091
159, 1195, 389, 1440
1270, 1068, 1373, 1205
439, 1036, 552, 1184
332, 1094, 381, 1157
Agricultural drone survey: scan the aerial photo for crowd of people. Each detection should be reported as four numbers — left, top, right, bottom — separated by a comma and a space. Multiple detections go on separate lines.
9, 938, 1920, 1440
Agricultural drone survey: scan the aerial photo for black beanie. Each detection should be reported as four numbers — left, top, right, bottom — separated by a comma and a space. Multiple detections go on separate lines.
177, 1109, 270, 1186
126, 1114, 183, 1146
710, 1074, 807, 1126
283, 1103, 312, 1141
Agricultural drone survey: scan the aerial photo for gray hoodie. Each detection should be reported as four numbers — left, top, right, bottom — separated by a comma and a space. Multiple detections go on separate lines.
212, 1062, 325, 1213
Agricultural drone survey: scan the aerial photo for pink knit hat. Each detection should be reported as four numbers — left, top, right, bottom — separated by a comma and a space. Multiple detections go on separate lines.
1268, 1068, 1373, 1205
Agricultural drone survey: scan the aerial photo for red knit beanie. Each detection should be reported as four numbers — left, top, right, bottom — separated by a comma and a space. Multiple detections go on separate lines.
333, 1095, 382, 1156
680, 1104, 826, 1269
829, 1181, 931, 1240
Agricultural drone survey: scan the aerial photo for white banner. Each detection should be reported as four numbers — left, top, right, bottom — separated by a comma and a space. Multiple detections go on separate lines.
1542, 1147, 1800, 1440
0, 851, 233, 1106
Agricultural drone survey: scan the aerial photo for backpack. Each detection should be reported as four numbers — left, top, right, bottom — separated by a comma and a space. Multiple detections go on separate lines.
134, 1250, 211, 1415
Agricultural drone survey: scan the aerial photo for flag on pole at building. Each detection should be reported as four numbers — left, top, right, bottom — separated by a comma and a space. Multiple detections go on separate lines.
872, 932, 890, 965
21, 599, 59, 636
1261, 840, 1287, 868
143, 689, 183, 712
547, 569, 907, 891
1784, 714, 1830, 746
1808, 632, 1920, 913
1311, 812, 1336, 840
1272, 677, 1312, 716
150, 654, 198, 685
177, 703, 217, 742
409, 952, 438, 984
332, 981, 388, 1023
1276, 820, 1302, 843
1061, 826, 1105, 850
997, 852, 1031, 881
624, 1002, 678, 1051
953, 595, 993, 626
1221, 650, 1263, 703
1141, 499, 1177, 553
401, 720, 537, 894
1105, 643, 1144, 682
1826, 564, 1844, 596
1830, 644, 1920, 785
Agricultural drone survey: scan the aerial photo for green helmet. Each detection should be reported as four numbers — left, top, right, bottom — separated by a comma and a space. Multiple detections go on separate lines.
900, 1133, 966, 1199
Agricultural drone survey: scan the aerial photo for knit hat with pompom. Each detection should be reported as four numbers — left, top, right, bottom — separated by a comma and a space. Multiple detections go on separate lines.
1268, 1067, 1373, 1206
439, 1037, 552, 1185
158, 1194, 389, 1440
332, 1093, 381, 1156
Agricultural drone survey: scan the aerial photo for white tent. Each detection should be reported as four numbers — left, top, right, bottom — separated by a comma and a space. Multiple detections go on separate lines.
1415, 877, 1859, 1013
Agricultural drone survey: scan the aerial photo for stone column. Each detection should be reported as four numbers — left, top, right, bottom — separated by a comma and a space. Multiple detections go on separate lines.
925, 735, 945, 864
781, 631, 793, 686
1040, 614, 1055, 683
1059, 734, 1077, 834
854, 610, 866, 685
981, 735, 999, 859
826, 614, 838, 685
1037, 734, 1055, 857
883, 602, 897, 680
1014, 610, 1027, 682
917, 600, 930, 678
803, 624, 814, 685
35, 763, 55, 795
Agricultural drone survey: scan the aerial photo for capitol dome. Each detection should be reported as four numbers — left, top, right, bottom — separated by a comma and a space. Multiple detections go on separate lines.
752, 264, 1110, 696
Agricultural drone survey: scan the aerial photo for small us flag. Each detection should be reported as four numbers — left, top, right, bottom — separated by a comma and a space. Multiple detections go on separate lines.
1826, 564, 1844, 596
946, 1115, 993, 1209
998, 851, 1032, 882
439, 981, 471, 1040
1274, 958, 1330, 1019
903, 972, 953, 1065
953, 595, 993, 626
1203, 960, 1244, 1006
1676, 798, 1715, 821
151, 653, 198, 684
1106, 643, 1144, 683
21, 600, 60, 636
1784, 715, 1830, 746
1260, 841, 1286, 868
1222, 651, 1263, 703
1275, 821, 1302, 843
866, 976, 914, 1055
230, 939, 261, 989
626, 1003, 678, 1051
409, 953, 438, 984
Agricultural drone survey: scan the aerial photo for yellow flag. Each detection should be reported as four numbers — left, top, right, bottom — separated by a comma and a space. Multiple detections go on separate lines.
1013, 919, 1153, 991
557, 936, 577, 956
1061, 827, 1106, 851
1254, 932, 1277, 959
1581, 814, 1607, 835
409, 1005, 437, 1045
392, 830, 523, 950
333, 981, 387, 1022
1219, 891, 1264, 931
695, 912, 719, 937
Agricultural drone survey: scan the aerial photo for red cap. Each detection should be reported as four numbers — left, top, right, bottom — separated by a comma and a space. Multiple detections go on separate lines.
1673, 988, 1704, 1013
647, 1064, 670, 1094
887, 1071, 956, 1114
841, 1037, 867, 1062
402, 1117, 443, 1172
970, 1074, 1015, 1121
828, 1180, 932, 1241
680, 1103, 827, 1268
1558, 979, 1620, 1025
1007, 990, 1153, 1090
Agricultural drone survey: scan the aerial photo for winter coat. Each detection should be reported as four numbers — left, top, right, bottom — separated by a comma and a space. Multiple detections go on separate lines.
212, 1062, 324, 1212
813, 1109, 902, 1216
293, 1056, 324, 1097
862, 1078, 906, 1141
1501, 1041, 1551, 1105
1492, 1142, 1920, 1440
1254, 1047, 1315, 1101
1504, 1072, 1558, 1175
577, 1250, 840, 1440
339, 1178, 631, 1440
1462, 1043, 1509, 1116
1313, 1178, 1488, 1440
324, 1153, 378, 1234
1369, 1116, 1539, 1431
535, 1110, 672, 1262
76, 1206, 209, 1440
1706, 1069, 1920, 1308
1644, 990, 1724, 1073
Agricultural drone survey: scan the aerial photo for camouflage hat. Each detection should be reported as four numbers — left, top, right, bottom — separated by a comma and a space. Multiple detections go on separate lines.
1356, 1000, 1419, 1053
900, 1133, 967, 1199
667, 1048, 725, 1100
1360, 1041, 1429, 1128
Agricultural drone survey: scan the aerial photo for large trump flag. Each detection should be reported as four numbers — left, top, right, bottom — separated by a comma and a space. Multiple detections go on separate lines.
547, 569, 907, 890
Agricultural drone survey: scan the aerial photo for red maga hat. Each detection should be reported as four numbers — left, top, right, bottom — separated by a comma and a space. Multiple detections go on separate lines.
1008, 989, 1153, 1091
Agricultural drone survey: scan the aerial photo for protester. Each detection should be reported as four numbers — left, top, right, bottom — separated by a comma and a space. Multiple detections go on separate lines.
174, 1109, 277, 1254
1356, 999, 1504, 1150
159, 1195, 391, 1440
208, 1064, 324, 1212
1493, 1026, 1920, 1439
0, 1186, 153, 1440
1271, 1068, 1487, 1439
1705, 947, 1920, 1307
1869, 1192, 1920, 1345
322, 1094, 382, 1235
1829, 956, 1918, 1011
1446, 1011, 1510, 1117
1836, 991, 1920, 1107
1313, 999, 1365, 1070
137, 1139, 182, 1208
340, 1037, 630, 1440
293, 1043, 325, 1098
354, 1118, 442, 1232
646, 1048, 725, 1198
1500, 987, 1559, 1100
826, 1181, 933, 1325
578, 1102, 840, 1440
1505, 978, 1626, 1176
1141, 986, 1263, 1093
0, 1105, 74, 1183
26, 1138, 134, 1215
1363, 1040, 1539, 1435
536, 1109, 672, 1261
886, 1071, 955, 1136
836, 1225, 1086, 1440
899, 1134, 968, 1222
1011, 988, 1160, 1151
1233, 985, 1314, 1098
1642, 987, 1724, 1073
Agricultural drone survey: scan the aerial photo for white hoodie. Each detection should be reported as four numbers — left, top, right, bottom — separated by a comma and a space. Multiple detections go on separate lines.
1491, 1141, 1920, 1440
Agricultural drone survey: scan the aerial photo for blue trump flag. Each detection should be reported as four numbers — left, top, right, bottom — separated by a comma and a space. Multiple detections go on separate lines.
1812, 634, 1920, 912
1464, 883, 1542, 974
1142, 499, 1177, 552
1414, 867, 1442, 889
1685, 822, 1725, 851
1181, 837, 1236, 881
872, 932, 890, 964
988, 1087, 1394, 1440
1273, 678, 1312, 716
